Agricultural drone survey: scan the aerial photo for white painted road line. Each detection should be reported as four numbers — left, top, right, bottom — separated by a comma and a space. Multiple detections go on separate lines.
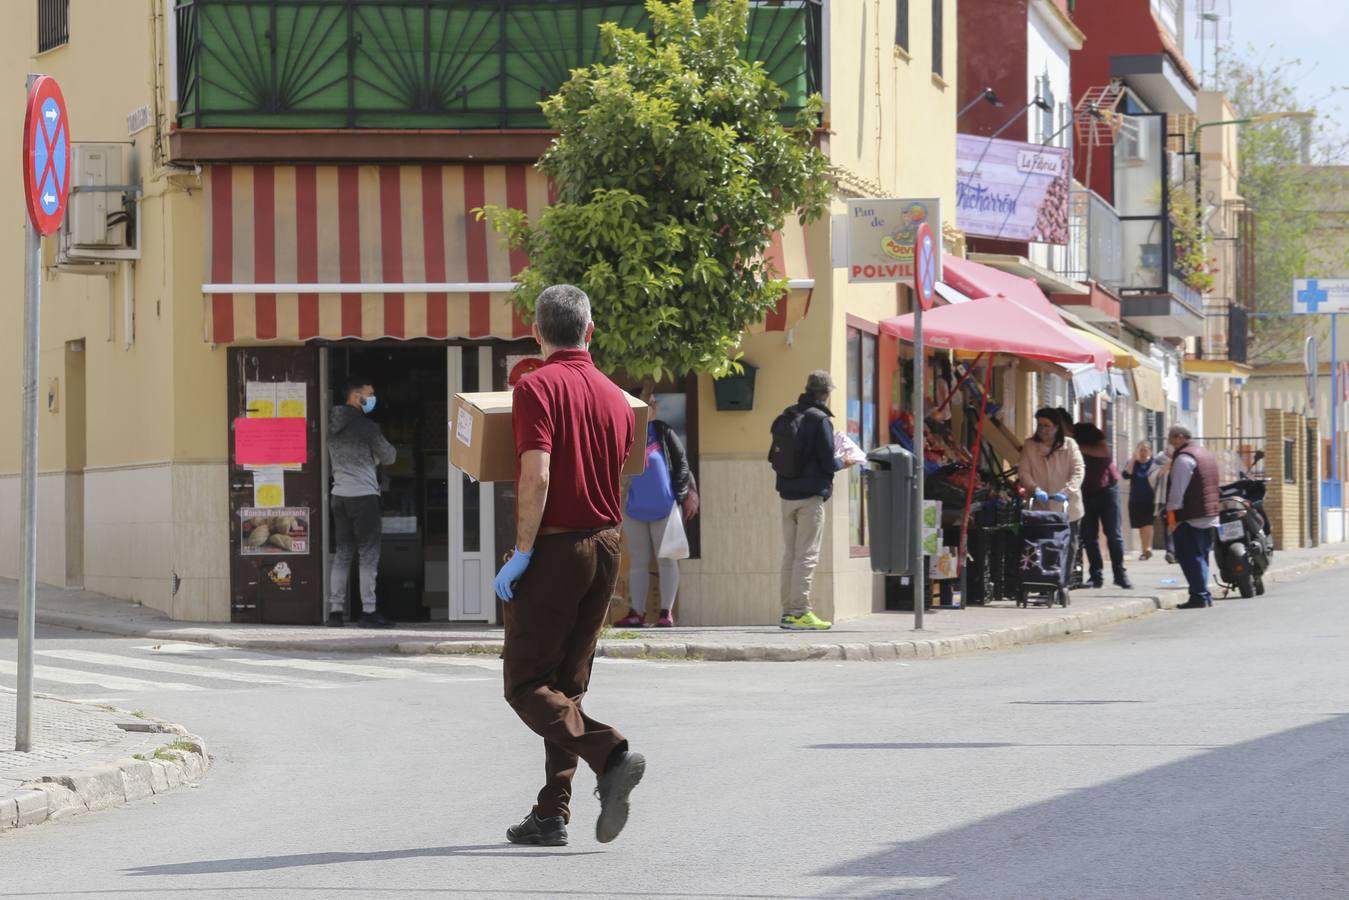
140, 643, 488, 682
0, 659, 205, 692
36, 649, 336, 688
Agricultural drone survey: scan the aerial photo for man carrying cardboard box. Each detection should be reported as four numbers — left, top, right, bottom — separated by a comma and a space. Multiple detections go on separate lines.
495, 284, 646, 848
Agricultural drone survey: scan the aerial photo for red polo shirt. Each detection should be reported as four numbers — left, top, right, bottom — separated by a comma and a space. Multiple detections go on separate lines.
512, 349, 635, 529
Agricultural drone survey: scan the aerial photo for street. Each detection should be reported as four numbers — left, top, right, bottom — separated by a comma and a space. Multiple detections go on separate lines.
0, 566, 1346, 899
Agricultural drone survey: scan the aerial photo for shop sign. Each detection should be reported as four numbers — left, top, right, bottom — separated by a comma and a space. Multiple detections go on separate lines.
240, 507, 310, 556
846, 198, 942, 283
955, 135, 1070, 244
1293, 278, 1349, 314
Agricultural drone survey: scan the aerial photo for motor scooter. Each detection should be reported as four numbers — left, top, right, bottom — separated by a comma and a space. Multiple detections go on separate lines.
1212, 478, 1273, 598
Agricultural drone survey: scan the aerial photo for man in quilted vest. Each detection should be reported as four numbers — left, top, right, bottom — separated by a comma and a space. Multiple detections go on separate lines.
1165, 425, 1220, 609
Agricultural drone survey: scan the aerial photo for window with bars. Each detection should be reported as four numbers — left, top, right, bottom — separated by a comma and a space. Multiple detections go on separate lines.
895, 0, 909, 52
931, 0, 943, 76
38, 0, 69, 53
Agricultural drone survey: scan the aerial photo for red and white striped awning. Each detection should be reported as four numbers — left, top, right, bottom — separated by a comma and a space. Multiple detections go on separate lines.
203, 163, 813, 343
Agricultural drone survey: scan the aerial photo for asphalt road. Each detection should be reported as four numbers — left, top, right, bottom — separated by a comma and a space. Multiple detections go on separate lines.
2, 565, 1348, 899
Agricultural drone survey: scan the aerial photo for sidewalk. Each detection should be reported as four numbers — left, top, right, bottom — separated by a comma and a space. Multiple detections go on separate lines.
2, 543, 1348, 663
0, 693, 209, 832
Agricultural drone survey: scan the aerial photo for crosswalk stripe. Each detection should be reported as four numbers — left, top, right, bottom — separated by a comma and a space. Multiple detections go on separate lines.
0, 658, 204, 692
36, 649, 335, 688
141, 644, 487, 682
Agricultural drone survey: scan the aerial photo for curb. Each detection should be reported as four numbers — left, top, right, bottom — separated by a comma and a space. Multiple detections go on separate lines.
5, 552, 1349, 665
403, 593, 1188, 663
406, 550, 1349, 663
1, 705, 210, 834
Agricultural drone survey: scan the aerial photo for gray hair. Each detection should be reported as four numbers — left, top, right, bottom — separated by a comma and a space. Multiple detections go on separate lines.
535, 284, 591, 349
1168, 425, 1193, 441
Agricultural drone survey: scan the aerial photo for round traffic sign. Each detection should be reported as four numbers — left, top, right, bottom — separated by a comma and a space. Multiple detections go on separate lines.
914, 222, 937, 310
23, 76, 71, 236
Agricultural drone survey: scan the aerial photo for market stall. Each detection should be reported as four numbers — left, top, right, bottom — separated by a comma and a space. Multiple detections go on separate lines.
880, 276, 1111, 607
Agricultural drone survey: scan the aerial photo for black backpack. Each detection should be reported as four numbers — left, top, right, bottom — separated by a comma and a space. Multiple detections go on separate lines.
768, 405, 822, 478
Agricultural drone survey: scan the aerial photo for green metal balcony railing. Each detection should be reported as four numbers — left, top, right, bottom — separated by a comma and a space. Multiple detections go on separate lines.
175, 0, 822, 130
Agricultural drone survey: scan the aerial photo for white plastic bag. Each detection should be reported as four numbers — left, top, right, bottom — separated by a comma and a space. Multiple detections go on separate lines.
657, 502, 691, 560
834, 431, 868, 468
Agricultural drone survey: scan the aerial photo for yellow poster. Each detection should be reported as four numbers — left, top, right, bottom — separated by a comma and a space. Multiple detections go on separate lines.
253, 468, 285, 508
246, 381, 277, 418
277, 382, 307, 419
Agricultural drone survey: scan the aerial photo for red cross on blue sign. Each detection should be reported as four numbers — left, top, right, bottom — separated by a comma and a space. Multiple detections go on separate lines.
23, 76, 71, 236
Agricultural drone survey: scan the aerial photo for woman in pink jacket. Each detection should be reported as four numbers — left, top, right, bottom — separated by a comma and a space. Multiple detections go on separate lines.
1018, 407, 1086, 573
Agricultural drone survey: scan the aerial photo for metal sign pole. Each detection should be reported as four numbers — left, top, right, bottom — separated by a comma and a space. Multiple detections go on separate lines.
16, 216, 41, 753
912, 302, 925, 631
1333, 313, 1340, 482
17, 72, 69, 752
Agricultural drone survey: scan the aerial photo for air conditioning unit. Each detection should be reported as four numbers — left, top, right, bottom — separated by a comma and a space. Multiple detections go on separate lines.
57, 142, 140, 271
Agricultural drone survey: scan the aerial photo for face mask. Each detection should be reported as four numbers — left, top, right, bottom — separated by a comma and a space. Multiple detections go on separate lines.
361, 396, 377, 414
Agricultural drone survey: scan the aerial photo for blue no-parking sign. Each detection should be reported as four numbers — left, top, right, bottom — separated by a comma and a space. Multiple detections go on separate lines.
23, 76, 71, 236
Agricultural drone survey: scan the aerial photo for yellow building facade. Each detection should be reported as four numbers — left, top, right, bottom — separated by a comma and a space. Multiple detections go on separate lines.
1, 0, 958, 626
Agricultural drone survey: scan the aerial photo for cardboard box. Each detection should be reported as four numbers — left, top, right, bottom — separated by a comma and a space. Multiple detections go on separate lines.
450, 390, 649, 482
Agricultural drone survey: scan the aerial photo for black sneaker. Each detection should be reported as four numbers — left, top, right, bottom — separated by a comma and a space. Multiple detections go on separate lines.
326, 612, 344, 628
595, 750, 646, 844
357, 610, 396, 629
1114, 575, 1134, 590
506, 812, 567, 847
1177, 598, 1212, 609
1165, 552, 1177, 565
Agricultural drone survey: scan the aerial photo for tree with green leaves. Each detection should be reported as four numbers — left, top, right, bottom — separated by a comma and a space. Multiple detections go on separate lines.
1217, 54, 1349, 364
480, 0, 830, 387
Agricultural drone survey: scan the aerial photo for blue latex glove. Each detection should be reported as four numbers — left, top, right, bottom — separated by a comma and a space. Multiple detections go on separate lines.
1050, 492, 1067, 502
494, 547, 534, 601
1033, 489, 1049, 503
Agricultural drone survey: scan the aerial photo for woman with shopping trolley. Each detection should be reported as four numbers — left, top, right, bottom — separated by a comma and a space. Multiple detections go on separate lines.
1017, 408, 1086, 581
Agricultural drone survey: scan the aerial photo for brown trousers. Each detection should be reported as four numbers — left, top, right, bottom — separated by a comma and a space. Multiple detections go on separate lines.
502, 526, 626, 823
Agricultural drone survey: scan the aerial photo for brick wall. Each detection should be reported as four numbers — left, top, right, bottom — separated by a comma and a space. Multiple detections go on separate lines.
1264, 410, 1308, 550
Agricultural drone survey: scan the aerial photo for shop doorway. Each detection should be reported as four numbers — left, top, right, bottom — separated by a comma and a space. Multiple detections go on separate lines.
328, 345, 449, 622
227, 347, 325, 624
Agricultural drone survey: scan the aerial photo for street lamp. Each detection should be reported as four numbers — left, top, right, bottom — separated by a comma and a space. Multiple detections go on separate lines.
1190, 110, 1316, 166
958, 86, 1003, 119
1189, 111, 1316, 238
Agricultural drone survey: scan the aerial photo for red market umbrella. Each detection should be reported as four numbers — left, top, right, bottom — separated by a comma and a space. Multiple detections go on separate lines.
879, 294, 1111, 370
879, 261, 1111, 597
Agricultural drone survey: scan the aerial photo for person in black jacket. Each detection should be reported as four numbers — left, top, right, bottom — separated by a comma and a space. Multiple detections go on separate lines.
775, 370, 852, 631
615, 401, 699, 627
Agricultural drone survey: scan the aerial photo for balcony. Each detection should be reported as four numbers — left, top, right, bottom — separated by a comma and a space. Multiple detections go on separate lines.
1064, 187, 1122, 291
1111, 112, 1208, 337
174, 0, 821, 131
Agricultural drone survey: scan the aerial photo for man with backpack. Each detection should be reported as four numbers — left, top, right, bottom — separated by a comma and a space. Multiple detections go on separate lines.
768, 370, 854, 630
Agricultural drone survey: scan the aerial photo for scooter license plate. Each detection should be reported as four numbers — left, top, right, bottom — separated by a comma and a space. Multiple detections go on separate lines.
1219, 520, 1244, 542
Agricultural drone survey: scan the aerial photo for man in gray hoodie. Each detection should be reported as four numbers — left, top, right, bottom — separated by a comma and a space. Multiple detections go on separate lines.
328, 375, 397, 628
